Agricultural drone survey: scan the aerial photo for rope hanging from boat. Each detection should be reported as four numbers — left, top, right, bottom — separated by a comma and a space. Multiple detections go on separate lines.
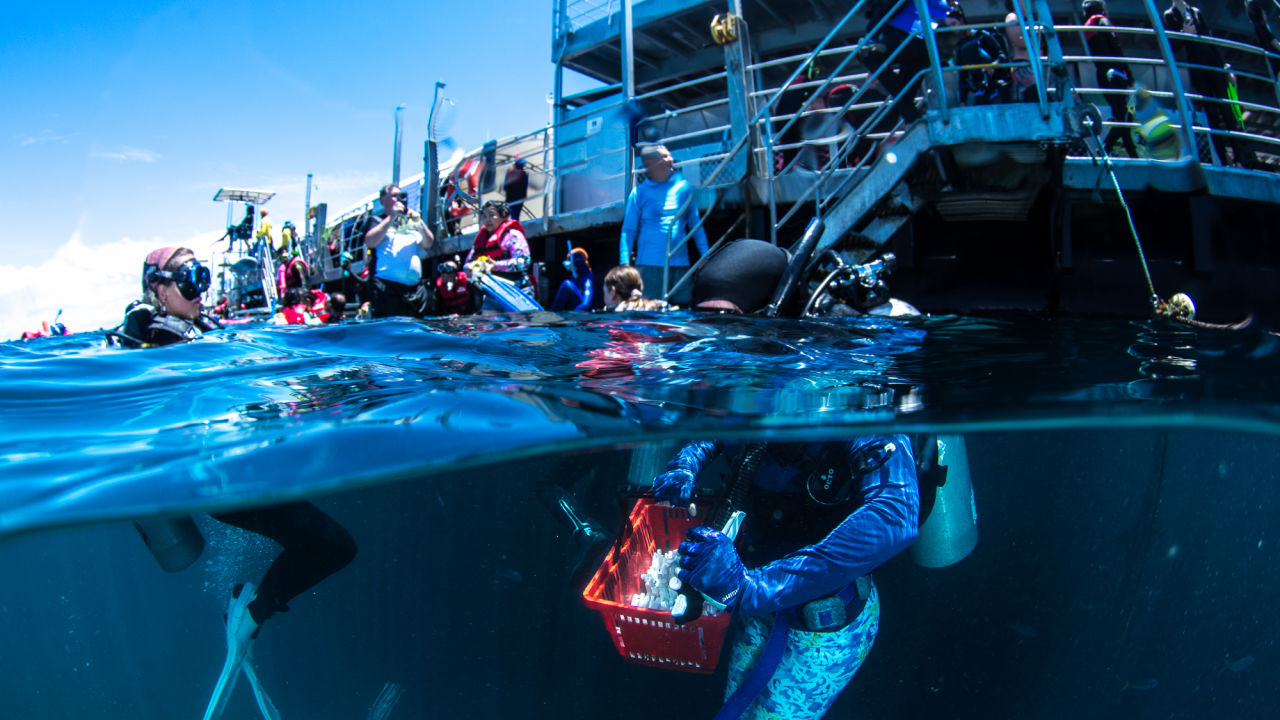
1080, 106, 1195, 323
1086, 118, 1251, 330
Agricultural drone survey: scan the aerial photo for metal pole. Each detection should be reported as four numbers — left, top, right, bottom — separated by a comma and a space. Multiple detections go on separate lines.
622, 0, 636, 202
304, 172, 312, 241
552, 0, 568, 217
392, 105, 405, 185
426, 82, 446, 232
914, 0, 950, 123
1141, 0, 1200, 161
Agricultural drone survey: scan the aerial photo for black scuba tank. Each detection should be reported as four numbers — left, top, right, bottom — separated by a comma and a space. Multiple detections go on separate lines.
134, 515, 205, 572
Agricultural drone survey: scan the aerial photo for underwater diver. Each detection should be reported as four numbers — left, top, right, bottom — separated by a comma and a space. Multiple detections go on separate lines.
656, 240, 919, 718
551, 246, 593, 311
654, 439, 919, 720
110, 246, 358, 719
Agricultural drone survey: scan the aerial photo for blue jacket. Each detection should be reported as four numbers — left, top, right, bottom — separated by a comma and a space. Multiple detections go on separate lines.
667, 437, 919, 616
619, 171, 710, 267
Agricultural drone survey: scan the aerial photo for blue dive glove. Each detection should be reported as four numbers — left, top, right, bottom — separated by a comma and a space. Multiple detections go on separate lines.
651, 440, 718, 505
653, 467, 697, 505
677, 526, 747, 609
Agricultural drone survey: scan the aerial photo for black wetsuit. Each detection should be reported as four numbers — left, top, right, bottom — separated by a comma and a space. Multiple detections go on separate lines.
112, 302, 222, 348
1084, 15, 1140, 158
1162, 4, 1248, 165
111, 301, 357, 625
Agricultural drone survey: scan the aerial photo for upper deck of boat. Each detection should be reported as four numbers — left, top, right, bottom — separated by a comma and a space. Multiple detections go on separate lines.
310, 0, 1280, 319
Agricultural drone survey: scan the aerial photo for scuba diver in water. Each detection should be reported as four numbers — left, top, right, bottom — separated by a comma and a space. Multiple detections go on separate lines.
109, 246, 357, 719
109, 247, 223, 348
657, 238, 920, 719
656, 439, 918, 719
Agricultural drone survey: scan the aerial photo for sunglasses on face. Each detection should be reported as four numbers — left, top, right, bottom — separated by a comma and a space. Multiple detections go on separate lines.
151, 259, 211, 301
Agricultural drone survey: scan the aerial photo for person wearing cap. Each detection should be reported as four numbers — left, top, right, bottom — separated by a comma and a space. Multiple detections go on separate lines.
551, 246, 594, 312
689, 238, 789, 314
362, 183, 435, 318
619, 144, 710, 306
109, 246, 220, 348
280, 220, 298, 256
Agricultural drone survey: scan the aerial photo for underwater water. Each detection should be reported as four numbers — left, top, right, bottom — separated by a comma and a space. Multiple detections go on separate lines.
1, 312, 1278, 719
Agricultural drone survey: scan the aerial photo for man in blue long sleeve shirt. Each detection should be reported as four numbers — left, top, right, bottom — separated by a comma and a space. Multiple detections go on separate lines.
654, 439, 919, 719
619, 144, 710, 306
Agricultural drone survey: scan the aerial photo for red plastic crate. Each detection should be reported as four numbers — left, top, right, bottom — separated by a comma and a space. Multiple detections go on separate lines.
583, 498, 731, 674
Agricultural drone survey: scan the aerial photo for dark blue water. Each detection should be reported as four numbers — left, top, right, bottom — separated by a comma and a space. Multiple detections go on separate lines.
1, 312, 1278, 719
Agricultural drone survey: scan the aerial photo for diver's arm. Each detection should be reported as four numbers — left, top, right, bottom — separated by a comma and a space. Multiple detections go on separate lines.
737, 436, 919, 614
681, 436, 919, 616
652, 440, 720, 504
415, 218, 435, 250
682, 185, 710, 257
574, 277, 594, 311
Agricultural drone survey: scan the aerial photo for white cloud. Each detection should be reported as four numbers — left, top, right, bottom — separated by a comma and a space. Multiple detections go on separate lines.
19, 130, 76, 147
95, 146, 163, 163
0, 230, 221, 342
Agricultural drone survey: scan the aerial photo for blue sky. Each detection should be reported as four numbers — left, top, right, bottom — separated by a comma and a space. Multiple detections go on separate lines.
1, 0, 598, 338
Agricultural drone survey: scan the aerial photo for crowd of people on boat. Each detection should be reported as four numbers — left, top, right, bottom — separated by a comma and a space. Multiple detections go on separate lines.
773, 0, 1278, 171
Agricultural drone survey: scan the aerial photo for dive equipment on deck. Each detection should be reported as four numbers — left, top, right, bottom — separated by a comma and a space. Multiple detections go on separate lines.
134, 515, 206, 572
468, 269, 542, 312
911, 434, 978, 568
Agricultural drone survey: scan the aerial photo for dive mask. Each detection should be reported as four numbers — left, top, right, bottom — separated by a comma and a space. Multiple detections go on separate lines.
150, 259, 211, 301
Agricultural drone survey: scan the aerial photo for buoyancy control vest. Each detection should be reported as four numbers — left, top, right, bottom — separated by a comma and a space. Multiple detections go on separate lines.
108, 301, 221, 348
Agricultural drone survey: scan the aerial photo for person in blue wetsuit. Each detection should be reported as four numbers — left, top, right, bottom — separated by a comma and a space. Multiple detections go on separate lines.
551, 246, 593, 311
619, 144, 710, 306
665, 237, 918, 719
654, 439, 919, 720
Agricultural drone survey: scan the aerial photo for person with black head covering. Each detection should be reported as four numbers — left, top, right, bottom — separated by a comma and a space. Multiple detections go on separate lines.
690, 238, 789, 314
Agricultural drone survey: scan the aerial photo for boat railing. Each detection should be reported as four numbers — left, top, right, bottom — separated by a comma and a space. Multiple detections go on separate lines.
650, 0, 883, 301
557, 0, 630, 38
656, 0, 1062, 303
1059, 21, 1280, 167
322, 0, 1280, 301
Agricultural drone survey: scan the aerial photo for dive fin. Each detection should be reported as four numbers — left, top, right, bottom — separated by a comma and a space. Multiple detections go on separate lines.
202, 583, 260, 720
241, 652, 282, 720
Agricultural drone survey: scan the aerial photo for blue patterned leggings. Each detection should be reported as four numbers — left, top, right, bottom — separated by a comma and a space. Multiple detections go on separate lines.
723, 581, 880, 720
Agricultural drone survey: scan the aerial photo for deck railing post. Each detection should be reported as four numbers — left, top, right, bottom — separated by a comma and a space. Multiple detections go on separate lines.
1140, 0, 1201, 165
914, 0, 950, 123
